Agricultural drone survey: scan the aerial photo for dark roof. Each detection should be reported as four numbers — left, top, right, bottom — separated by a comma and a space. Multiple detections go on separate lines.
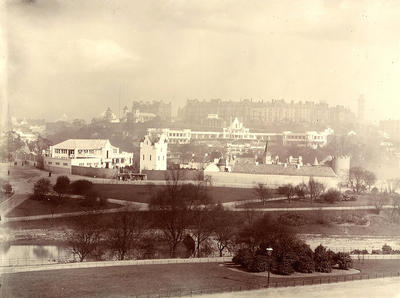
232, 163, 336, 177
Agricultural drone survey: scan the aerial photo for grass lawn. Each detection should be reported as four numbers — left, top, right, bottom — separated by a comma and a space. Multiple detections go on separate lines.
5, 196, 121, 217
2, 260, 400, 298
91, 184, 280, 203
239, 194, 392, 209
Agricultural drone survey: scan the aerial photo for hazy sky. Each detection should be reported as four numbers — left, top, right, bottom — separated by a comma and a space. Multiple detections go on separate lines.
4, 0, 400, 121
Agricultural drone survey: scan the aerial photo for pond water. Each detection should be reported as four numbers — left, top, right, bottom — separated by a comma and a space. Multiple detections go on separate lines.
0, 244, 71, 266
2, 235, 400, 266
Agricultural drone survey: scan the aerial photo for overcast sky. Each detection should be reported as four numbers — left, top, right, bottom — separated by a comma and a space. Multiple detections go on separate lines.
4, 0, 400, 121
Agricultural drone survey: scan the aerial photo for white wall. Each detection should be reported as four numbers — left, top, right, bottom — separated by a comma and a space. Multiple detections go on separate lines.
206, 171, 339, 188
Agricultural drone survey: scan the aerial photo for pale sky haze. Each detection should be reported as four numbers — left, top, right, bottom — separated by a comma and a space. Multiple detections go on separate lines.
4, 0, 400, 121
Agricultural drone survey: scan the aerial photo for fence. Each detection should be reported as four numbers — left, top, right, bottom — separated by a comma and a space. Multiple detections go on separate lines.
134, 271, 400, 297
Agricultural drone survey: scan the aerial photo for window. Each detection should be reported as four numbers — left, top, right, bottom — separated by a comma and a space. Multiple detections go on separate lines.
63, 163, 68, 166
150, 155, 152, 161
55, 162, 60, 165
143, 154, 145, 160
78, 150, 82, 154
158, 156, 160, 161
121, 158, 124, 163
48, 162, 52, 165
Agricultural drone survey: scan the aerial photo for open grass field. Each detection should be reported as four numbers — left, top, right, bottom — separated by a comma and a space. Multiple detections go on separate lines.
5, 196, 120, 217
2, 260, 400, 298
91, 184, 280, 203
239, 193, 393, 209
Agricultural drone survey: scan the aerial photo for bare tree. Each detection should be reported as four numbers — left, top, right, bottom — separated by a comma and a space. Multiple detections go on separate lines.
253, 183, 273, 206
349, 167, 376, 194
308, 177, 325, 203
386, 179, 400, 194
281, 184, 296, 204
391, 194, 400, 222
107, 212, 145, 260
212, 204, 236, 257
149, 169, 190, 258
53, 176, 70, 201
33, 178, 51, 200
180, 174, 214, 258
66, 217, 103, 262
364, 172, 376, 192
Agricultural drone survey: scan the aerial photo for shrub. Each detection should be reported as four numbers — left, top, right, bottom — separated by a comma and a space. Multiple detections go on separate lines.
233, 248, 254, 267
382, 244, 392, 254
314, 245, 334, 273
278, 213, 306, 226
333, 214, 368, 225
70, 179, 93, 195
334, 252, 353, 270
293, 242, 314, 273
371, 249, 382, 255
351, 249, 369, 255
320, 189, 342, 204
248, 255, 269, 272
371, 187, 379, 195
33, 178, 51, 200
2, 182, 13, 195
295, 183, 307, 200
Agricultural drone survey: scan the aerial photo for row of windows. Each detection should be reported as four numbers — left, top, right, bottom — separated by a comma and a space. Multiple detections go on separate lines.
78, 163, 99, 167
77, 149, 96, 154
55, 149, 71, 154
168, 132, 188, 137
142, 154, 165, 161
47, 161, 68, 166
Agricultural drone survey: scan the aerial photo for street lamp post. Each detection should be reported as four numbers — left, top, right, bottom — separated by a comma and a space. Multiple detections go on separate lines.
266, 247, 273, 288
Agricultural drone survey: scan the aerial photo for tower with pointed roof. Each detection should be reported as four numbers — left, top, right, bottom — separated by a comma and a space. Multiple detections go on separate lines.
263, 140, 273, 164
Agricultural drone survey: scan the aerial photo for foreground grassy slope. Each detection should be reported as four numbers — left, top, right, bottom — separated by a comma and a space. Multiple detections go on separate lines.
2, 260, 400, 298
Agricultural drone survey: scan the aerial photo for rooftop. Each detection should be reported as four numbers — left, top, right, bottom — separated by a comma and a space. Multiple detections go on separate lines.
53, 139, 111, 149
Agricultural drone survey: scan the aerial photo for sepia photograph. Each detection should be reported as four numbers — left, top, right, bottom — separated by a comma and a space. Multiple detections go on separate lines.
1, 0, 400, 297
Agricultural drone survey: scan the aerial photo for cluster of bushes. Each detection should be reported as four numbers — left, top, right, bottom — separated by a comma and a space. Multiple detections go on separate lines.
32, 177, 107, 208
277, 213, 307, 226
351, 244, 400, 255
332, 213, 369, 225
233, 244, 352, 275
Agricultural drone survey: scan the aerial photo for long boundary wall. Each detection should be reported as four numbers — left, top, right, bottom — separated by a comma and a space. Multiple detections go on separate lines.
43, 157, 71, 174
71, 166, 118, 179
206, 171, 339, 188
143, 169, 204, 181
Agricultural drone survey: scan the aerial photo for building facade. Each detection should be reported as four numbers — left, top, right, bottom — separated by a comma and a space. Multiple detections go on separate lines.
148, 118, 332, 148
139, 134, 168, 172
178, 99, 355, 126
131, 100, 172, 121
46, 139, 133, 170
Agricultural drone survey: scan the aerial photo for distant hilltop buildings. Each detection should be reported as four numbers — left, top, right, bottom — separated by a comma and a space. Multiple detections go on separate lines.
178, 99, 355, 127
148, 117, 333, 149
94, 100, 172, 124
